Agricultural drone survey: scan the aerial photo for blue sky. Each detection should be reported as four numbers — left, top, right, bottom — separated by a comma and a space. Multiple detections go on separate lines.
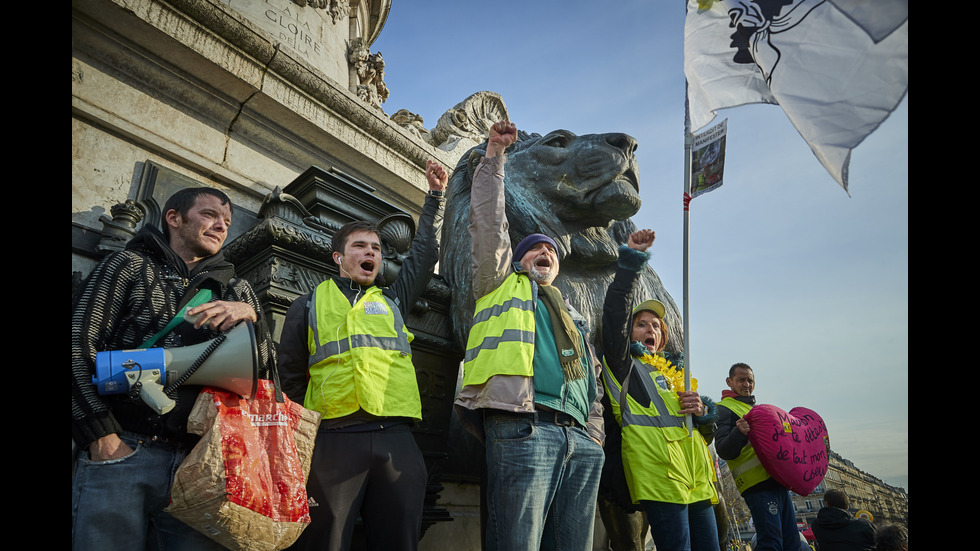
373, 0, 908, 492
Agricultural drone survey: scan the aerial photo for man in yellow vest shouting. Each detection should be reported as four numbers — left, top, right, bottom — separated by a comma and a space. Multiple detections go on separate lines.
279, 161, 448, 551
454, 121, 606, 551
715, 363, 799, 551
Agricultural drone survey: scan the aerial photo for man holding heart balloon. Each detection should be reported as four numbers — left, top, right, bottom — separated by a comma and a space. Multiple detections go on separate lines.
715, 364, 800, 551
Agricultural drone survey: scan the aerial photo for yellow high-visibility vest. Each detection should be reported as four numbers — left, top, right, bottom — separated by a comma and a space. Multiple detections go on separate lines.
462, 272, 536, 386
603, 355, 716, 504
305, 280, 421, 420
719, 396, 771, 493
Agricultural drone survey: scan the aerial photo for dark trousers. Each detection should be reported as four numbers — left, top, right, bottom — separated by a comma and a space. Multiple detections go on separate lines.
290, 424, 427, 551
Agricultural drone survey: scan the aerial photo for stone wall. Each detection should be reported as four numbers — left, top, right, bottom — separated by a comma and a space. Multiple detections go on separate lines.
73, 0, 456, 274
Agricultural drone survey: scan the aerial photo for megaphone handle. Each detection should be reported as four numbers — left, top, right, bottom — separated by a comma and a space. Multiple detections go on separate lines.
137, 380, 176, 415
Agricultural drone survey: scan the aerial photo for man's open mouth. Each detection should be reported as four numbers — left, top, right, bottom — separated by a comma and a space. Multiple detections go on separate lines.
360, 260, 376, 272
535, 257, 552, 268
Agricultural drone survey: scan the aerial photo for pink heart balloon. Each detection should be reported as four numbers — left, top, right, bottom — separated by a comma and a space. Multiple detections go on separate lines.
744, 404, 830, 496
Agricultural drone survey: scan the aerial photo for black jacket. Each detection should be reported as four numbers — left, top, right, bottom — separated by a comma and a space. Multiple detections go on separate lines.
71, 226, 275, 448
812, 506, 876, 551
715, 392, 755, 461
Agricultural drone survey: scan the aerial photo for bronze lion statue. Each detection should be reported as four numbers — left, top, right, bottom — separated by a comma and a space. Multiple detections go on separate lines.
440, 128, 683, 354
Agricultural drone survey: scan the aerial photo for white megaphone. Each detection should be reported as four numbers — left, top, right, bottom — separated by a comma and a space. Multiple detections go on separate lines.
93, 320, 259, 415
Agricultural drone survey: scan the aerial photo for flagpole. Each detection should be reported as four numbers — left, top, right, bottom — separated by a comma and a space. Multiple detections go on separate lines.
683, 81, 693, 437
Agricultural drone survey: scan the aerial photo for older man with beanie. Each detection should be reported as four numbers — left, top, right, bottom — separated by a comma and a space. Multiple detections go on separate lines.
812, 489, 876, 551
454, 121, 605, 551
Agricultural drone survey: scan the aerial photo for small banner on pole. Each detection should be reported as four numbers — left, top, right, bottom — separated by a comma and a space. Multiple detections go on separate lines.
690, 118, 727, 199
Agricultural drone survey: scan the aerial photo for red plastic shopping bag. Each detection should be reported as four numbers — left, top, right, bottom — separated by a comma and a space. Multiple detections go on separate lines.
166, 380, 321, 550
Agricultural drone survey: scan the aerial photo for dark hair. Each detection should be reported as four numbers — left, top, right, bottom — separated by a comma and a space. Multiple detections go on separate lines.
729, 363, 753, 378
332, 220, 379, 256
875, 525, 908, 551
161, 187, 233, 238
824, 489, 849, 510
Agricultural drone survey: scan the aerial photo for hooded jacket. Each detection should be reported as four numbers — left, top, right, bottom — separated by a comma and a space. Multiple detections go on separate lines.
71, 226, 274, 448
812, 506, 876, 551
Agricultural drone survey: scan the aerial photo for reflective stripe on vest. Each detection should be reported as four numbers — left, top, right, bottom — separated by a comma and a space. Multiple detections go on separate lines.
603, 355, 716, 504
308, 330, 413, 365
305, 280, 420, 419
602, 357, 687, 436
462, 272, 536, 386
719, 396, 771, 492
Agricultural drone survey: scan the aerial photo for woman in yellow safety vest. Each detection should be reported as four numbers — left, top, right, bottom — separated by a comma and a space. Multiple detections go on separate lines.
601, 229, 720, 551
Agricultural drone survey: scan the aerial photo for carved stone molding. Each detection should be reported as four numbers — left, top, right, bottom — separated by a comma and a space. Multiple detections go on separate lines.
96, 200, 147, 255
426, 91, 510, 152
391, 109, 432, 142
78, 0, 449, 197
289, 0, 349, 24
348, 37, 389, 111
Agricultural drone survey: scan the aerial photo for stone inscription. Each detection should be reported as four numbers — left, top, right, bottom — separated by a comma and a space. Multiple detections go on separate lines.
263, 1, 325, 57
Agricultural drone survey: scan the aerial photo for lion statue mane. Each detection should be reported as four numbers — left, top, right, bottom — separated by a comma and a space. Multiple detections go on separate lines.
440, 128, 683, 355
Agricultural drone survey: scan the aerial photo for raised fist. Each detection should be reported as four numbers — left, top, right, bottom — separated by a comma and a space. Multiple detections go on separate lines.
627, 229, 655, 252
487, 121, 518, 157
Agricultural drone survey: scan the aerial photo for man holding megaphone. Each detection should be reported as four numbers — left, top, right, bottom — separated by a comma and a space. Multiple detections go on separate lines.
71, 187, 276, 550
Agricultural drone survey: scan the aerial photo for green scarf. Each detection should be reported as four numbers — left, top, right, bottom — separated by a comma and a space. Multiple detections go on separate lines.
537, 284, 585, 381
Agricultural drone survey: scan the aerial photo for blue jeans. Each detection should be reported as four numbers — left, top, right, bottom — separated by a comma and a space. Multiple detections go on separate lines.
71, 432, 225, 551
743, 487, 799, 551
484, 412, 605, 551
642, 499, 720, 551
